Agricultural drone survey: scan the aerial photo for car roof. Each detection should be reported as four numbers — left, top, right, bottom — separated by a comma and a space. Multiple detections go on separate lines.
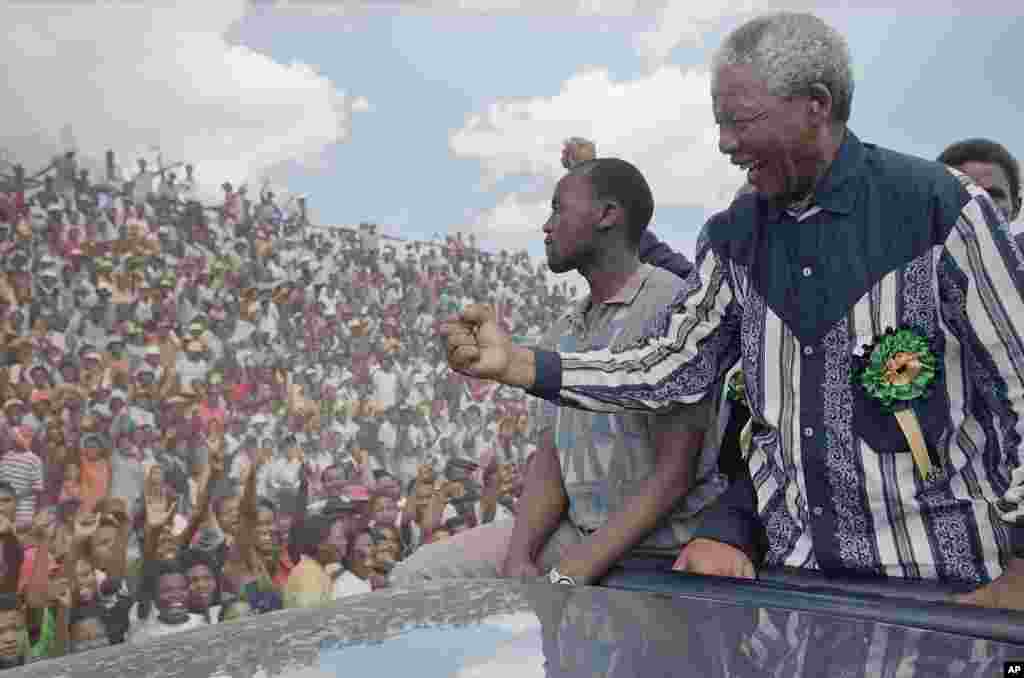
17, 578, 1024, 678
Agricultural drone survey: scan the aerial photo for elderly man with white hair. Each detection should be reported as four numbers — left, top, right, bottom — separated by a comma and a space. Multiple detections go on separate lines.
443, 11, 1024, 616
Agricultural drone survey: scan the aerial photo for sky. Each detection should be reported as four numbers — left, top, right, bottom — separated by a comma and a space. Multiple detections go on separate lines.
2, 1, 1022, 275
280, 610, 545, 678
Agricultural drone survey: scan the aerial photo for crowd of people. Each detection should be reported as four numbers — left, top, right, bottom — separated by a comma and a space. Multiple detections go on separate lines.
0, 146, 568, 664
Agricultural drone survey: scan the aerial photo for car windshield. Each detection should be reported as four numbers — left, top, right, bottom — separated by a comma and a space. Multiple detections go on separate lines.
1, 3, 1023, 675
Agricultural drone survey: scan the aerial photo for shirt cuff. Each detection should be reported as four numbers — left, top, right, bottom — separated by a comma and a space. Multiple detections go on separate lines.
524, 349, 562, 401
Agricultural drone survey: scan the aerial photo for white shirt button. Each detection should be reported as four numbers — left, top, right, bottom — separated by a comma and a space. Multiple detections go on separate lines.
803, 427, 814, 438
802, 346, 813, 356
812, 506, 824, 517
802, 266, 813, 277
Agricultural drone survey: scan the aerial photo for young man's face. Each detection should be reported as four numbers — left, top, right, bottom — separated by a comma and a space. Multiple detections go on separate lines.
217, 496, 241, 537
76, 559, 97, 604
324, 519, 349, 564
254, 507, 276, 555
371, 496, 398, 526
90, 525, 119, 566
186, 564, 217, 610
157, 573, 190, 621
348, 532, 374, 579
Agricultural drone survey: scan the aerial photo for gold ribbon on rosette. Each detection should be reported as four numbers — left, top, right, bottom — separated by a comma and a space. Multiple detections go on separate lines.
882, 350, 932, 480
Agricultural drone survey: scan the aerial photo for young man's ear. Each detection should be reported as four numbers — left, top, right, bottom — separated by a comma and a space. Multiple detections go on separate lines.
595, 200, 624, 234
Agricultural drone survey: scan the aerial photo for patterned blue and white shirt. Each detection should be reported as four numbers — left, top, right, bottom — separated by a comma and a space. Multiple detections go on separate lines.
529, 131, 1024, 585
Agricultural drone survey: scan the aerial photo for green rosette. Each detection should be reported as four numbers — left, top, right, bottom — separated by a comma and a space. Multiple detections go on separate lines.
856, 327, 937, 413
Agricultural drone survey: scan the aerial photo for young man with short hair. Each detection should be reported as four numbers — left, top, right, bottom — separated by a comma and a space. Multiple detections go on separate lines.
394, 158, 725, 587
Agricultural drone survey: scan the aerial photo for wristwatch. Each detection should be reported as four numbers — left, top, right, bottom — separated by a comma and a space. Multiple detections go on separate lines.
548, 567, 577, 587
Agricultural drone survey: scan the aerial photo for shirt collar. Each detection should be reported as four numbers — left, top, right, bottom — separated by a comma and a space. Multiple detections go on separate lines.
756, 129, 864, 223
605, 262, 655, 305
566, 263, 655, 328
813, 129, 863, 215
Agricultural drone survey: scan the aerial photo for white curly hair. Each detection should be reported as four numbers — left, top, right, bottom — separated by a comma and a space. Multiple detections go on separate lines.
712, 12, 854, 123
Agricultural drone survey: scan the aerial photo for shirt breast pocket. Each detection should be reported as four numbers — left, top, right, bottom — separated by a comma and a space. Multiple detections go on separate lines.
850, 370, 952, 489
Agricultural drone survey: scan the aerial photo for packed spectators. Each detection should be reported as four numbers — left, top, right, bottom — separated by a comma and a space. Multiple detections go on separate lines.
0, 146, 557, 663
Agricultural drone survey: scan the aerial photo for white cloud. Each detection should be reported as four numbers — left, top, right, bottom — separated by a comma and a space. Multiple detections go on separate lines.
452, 62, 737, 287
454, 621, 546, 678
0, 1, 369, 203
481, 611, 543, 634
633, 0, 829, 66
465, 194, 549, 252
451, 64, 746, 215
270, 0, 647, 16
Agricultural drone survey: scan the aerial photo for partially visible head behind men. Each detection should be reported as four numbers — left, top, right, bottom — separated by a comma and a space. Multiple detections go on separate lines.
937, 138, 1021, 222
711, 12, 853, 202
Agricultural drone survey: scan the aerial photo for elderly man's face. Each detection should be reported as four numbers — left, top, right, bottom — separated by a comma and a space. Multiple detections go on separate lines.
956, 161, 1015, 222
712, 63, 822, 202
